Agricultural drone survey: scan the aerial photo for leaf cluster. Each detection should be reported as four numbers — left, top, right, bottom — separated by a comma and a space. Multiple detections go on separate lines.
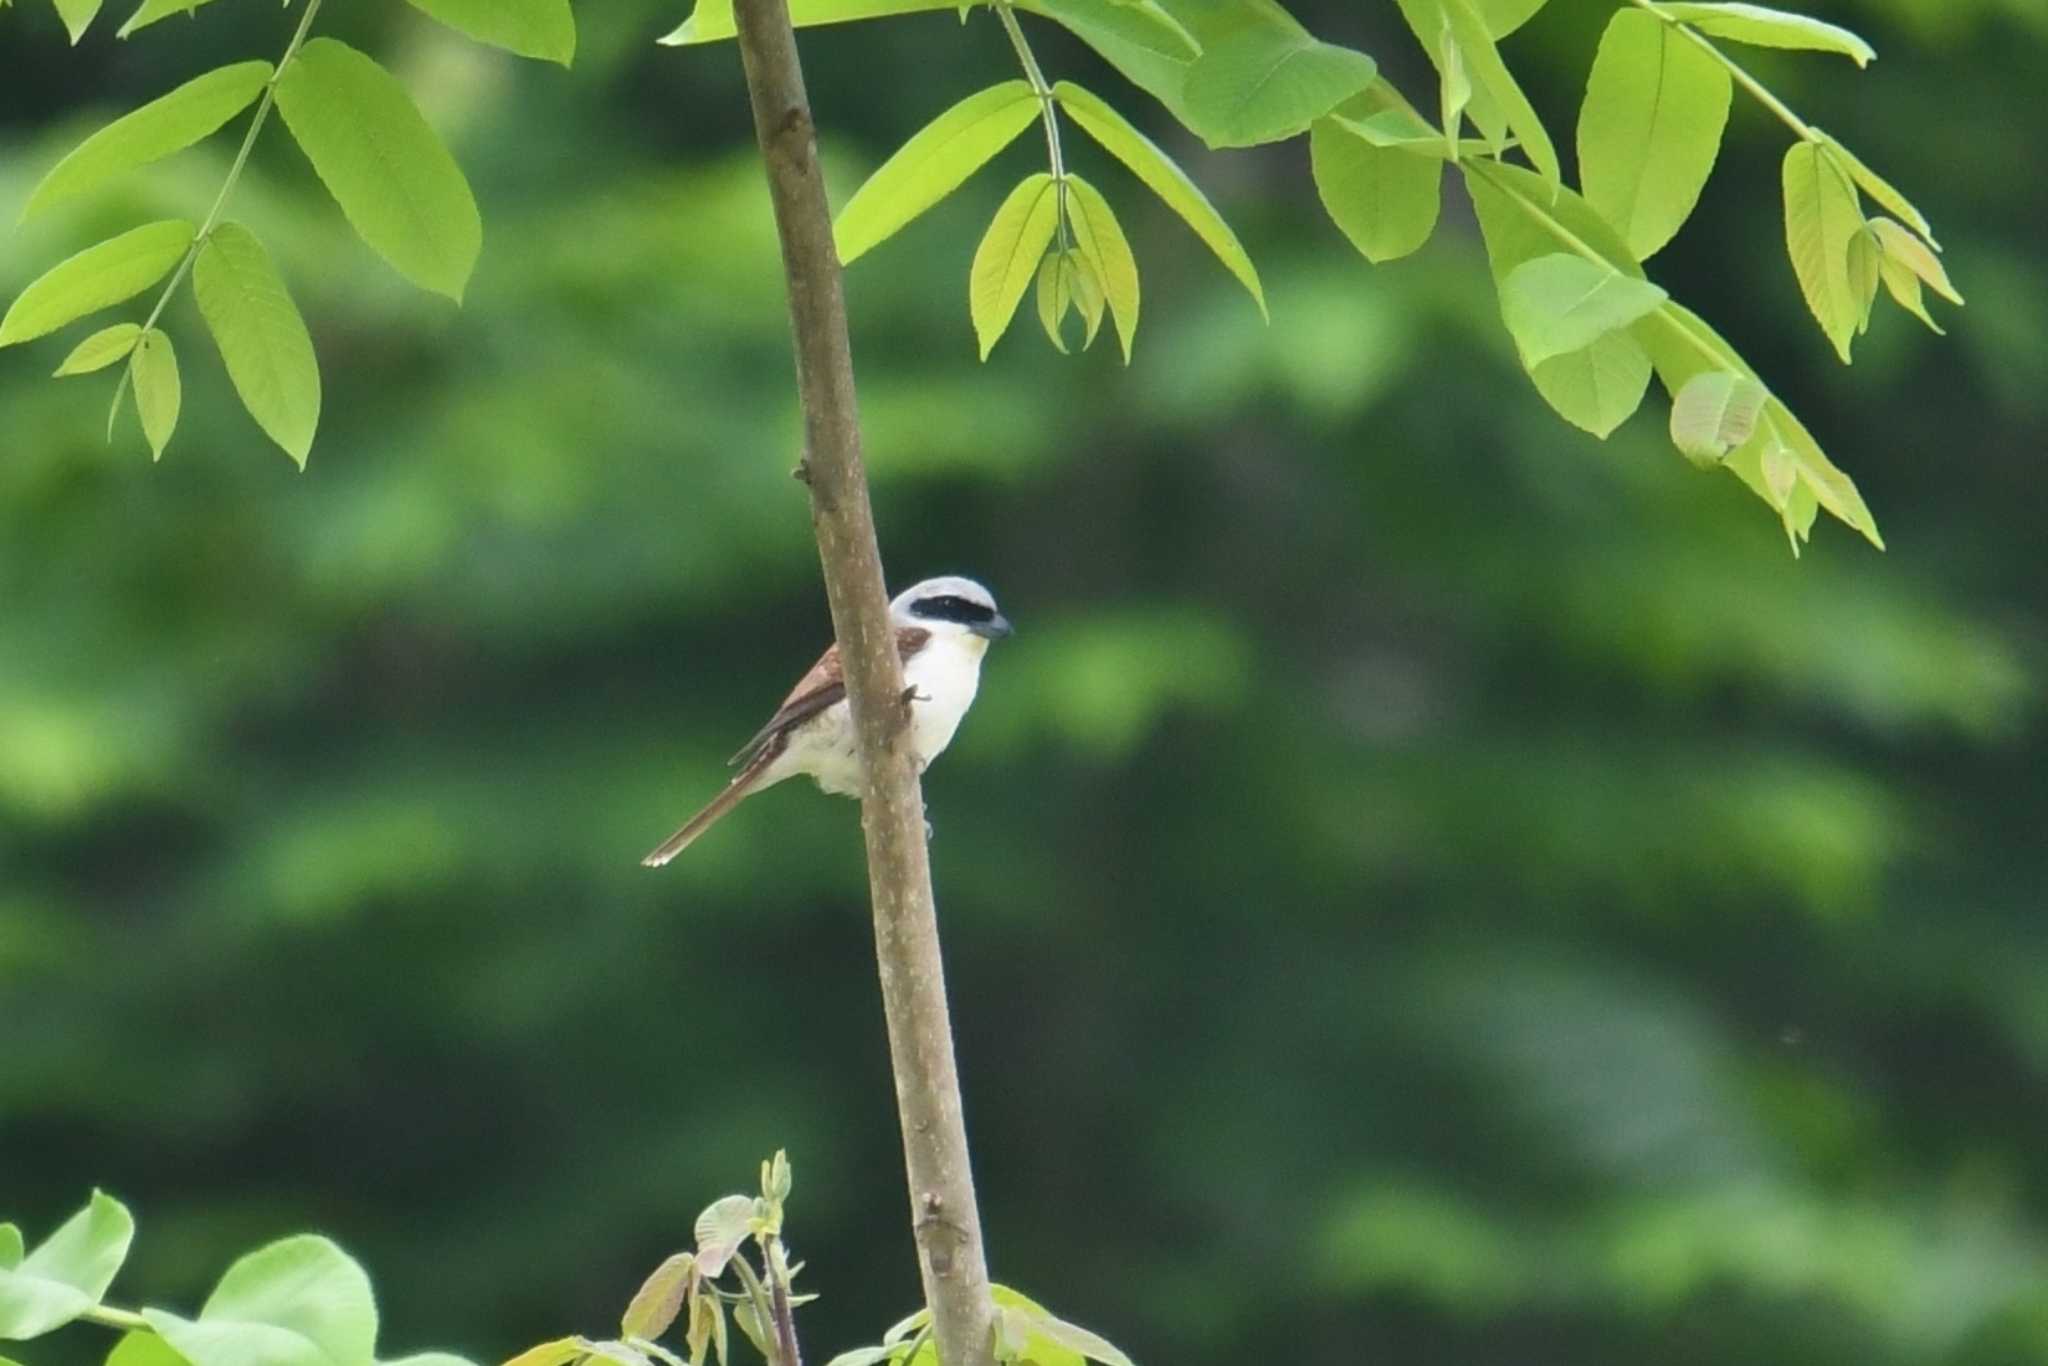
1, 1192, 473, 1366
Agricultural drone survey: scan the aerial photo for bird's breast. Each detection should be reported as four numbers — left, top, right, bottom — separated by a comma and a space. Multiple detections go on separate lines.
903, 639, 984, 763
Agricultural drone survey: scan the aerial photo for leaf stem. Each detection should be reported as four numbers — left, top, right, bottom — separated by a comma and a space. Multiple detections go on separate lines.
1627, 0, 1819, 142
79, 1304, 154, 1334
993, 2, 1070, 247
763, 1238, 803, 1366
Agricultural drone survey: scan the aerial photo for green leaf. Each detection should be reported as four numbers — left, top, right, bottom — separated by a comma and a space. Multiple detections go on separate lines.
1310, 117, 1442, 264
52, 0, 101, 43
403, 0, 574, 63
1868, 215, 1961, 305
1439, 0, 1559, 191
1869, 221, 1943, 333
0, 1192, 136, 1340
1462, 161, 1642, 281
116, 0, 222, 38
1577, 9, 1730, 259
692, 1196, 756, 1278
1669, 370, 1767, 463
998, 1296, 1134, 1366
382, 1354, 480, 1366
1068, 247, 1107, 346
881, 1312, 928, 1347
1633, 302, 1883, 547
835, 82, 1039, 265
1781, 140, 1864, 363
821, 1349, 901, 1366
1528, 333, 1653, 437
1030, 0, 1200, 63
0, 1227, 20, 1271
968, 174, 1061, 361
143, 1236, 377, 1366
1433, 10, 1469, 151
1036, 254, 1071, 353
108, 1330, 192, 1366
192, 222, 322, 466
1499, 253, 1666, 367
1474, 0, 1546, 36
275, 38, 482, 301
130, 328, 180, 460
501, 1339, 585, 1366
620, 1255, 696, 1342
1179, 28, 1376, 148
1052, 81, 1264, 316
0, 219, 193, 348
1651, 2, 1875, 66
1816, 132, 1935, 246
55, 323, 142, 376
1846, 224, 1879, 332
1329, 104, 1492, 158
23, 62, 273, 221
1064, 174, 1138, 361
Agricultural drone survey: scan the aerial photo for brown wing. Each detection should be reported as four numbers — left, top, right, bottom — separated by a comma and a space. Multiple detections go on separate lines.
726, 627, 932, 768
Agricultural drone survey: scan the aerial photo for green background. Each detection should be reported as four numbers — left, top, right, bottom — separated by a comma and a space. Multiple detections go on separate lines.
3, 1, 2046, 1363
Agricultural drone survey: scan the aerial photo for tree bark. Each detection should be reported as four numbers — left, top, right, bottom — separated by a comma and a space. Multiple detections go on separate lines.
726, 6, 995, 1366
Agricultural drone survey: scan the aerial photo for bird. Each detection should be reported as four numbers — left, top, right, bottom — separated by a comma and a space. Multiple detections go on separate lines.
642, 575, 1012, 866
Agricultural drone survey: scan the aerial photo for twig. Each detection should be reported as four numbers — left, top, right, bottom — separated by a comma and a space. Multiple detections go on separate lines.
724, 3, 995, 1365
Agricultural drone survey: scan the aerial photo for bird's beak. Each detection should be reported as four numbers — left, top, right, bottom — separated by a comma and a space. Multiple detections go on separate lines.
972, 614, 1013, 641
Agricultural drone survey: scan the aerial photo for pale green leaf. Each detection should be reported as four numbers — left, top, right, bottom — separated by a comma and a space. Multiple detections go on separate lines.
1179, 28, 1376, 148
1816, 132, 1935, 246
1529, 332, 1653, 437
1652, 2, 1875, 65
381, 1354, 479, 1366
1633, 302, 1882, 546
1461, 161, 1642, 282
1035, 253, 1071, 353
275, 38, 482, 301
1031, 0, 1200, 63
0, 1227, 20, 1271
1440, 0, 1559, 190
1669, 370, 1766, 463
1781, 140, 1863, 363
403, 0, 574, 63
1846, 224, 1879, 332
54, 323, 142, 376
1436, 10, 1470, 153
821, 1349, 900, 1366
193, 222, 321, 466
835, 82, 1039, 264
0, 219, 193, 347
1002, 1299, 1134, 1366
881, 1311, 929, 1347
620, 1255, 696, 1342
116, 0, 221, 38
692, 1196, 756, 1279
1868, 215, 1961, 304
1064, 174, 1139, 361
108, 1330, 192, 1366
52, 0, 101, 43
969, 175, 1061, 360
1329, 106, 1493, 158
1498, 252, 1667, 366
660, 0, 946, 44
130, 328, 180, 460
0, 1192, 135, 1340
144, 1236, 377, 1366
1310, 117, 1442, 263
1053, 81, 1264, 315
501, 1339, 584, 1366
1069, 246, 1107, 346
24, 62, 272, 221
1873, 230, 1942, 334
1577, 10, 1730, 259
1474, 0, 1546, 35
1760, 426, 1797, 506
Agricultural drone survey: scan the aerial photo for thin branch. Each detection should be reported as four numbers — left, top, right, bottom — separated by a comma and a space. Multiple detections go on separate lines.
724, 3, 995, 1366
764, 1239, 803, 1366
112, 0, 325, 422
994, 3, 1069, 244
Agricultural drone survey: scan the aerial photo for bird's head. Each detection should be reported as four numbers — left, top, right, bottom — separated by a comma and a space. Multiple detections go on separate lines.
891, 576, 1013, 647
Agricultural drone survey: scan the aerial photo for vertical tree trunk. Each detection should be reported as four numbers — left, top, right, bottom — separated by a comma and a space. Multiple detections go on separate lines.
725, 7, 995, 1365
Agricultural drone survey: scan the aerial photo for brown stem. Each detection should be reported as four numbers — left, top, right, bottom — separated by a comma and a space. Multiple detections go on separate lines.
765, 1239, 803, 1366
724, 5, 994, 1366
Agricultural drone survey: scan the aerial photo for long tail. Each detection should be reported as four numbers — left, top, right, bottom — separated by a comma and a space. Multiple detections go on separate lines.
641, 764, 767, 867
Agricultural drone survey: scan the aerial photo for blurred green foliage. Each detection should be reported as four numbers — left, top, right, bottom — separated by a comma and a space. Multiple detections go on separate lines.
2, 2, 2045, 1365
